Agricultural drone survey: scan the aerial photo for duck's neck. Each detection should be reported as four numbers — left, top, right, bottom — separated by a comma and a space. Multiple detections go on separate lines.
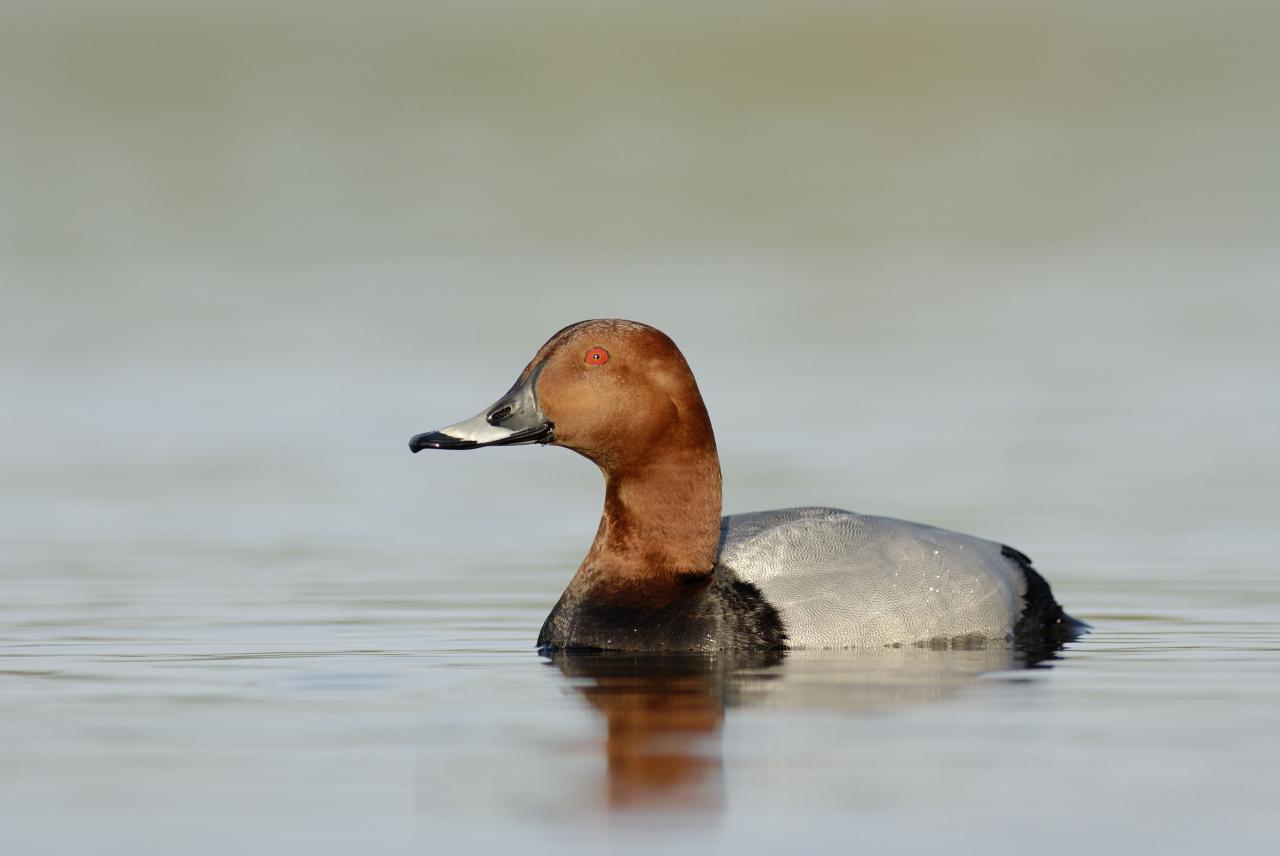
571, 443, 723, 603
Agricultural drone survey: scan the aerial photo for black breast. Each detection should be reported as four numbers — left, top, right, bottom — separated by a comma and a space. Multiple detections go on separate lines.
536, 569, 787, 654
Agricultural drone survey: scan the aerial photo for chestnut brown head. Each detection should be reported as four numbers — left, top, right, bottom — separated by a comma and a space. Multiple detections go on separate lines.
409, 319, 716, 470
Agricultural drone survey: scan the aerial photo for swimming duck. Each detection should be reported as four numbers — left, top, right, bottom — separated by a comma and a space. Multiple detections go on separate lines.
409, 319, 1080, 653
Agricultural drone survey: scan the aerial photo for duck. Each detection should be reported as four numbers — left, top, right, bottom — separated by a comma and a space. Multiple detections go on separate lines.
409, 319, 1082, 653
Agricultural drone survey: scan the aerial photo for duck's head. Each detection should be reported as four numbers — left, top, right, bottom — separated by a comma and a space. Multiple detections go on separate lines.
409, 319, 715, 469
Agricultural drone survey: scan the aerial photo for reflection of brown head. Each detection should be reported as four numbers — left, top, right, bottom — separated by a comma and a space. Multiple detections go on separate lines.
553, 654, 767, 812
592, 672, 722, 810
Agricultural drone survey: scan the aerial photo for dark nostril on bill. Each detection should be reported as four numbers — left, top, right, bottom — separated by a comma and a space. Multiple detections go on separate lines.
487, 405, 512, 426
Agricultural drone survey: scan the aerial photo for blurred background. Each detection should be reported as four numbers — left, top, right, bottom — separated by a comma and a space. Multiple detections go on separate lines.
4, 0, 1277, 555
2, 1, 1278, 852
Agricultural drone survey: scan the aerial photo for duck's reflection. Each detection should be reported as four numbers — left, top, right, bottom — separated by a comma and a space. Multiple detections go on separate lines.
547, 645, 1060, 811
550, 652, 775, 810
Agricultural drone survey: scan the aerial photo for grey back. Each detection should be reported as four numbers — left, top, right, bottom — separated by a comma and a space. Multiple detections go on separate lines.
717, 507, 1027, 649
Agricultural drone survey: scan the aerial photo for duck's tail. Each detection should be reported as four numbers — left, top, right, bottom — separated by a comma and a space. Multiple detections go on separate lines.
1002, 544, 1089, 653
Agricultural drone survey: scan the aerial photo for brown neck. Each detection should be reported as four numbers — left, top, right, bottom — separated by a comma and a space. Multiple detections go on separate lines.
570, 440, 723, 602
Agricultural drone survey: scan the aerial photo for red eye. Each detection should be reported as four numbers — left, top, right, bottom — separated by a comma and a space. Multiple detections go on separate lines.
585, 346, 610, 366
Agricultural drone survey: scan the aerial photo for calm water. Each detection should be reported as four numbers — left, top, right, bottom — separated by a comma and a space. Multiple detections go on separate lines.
3, 2, 1279, 853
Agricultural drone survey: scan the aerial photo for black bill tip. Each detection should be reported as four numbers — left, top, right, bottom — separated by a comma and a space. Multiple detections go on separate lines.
409, 431, 479, 453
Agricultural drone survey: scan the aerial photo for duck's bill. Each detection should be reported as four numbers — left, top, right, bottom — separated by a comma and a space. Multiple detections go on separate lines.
409, 418, 552, 451
409, 372, 553, 452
